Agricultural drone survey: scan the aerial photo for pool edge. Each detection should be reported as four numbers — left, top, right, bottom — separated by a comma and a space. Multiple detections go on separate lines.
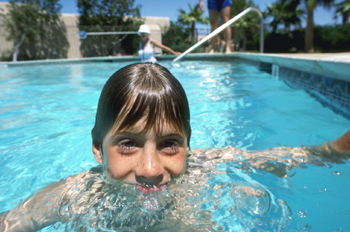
1, 52, 349, 82
228, 53, 350, 82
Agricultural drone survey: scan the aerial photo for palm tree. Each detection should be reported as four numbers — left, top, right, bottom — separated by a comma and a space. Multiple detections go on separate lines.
334, 0, 350, 24
232, 16, 260, 50
178, 4, 209, 42
304, 0, 334, 52
265, 0, 304, 33
230, 0, 260, 51
282, 0, 305, 32
265, 2, 285, 33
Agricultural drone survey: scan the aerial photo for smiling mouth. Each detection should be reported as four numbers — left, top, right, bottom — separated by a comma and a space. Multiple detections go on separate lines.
136, 184, 166, 194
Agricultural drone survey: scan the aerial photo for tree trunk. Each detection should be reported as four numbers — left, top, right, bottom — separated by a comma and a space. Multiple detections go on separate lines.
305, 7, 314, 52
343, 12, 349, 25
12, 36, 25, 62
272, 25, 277, 33
284, 22, 290, 33
242, 29, 247, 51
191, 22, 195, 42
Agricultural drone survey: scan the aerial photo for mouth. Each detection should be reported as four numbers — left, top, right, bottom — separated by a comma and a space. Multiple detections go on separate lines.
136, 184, 166, 194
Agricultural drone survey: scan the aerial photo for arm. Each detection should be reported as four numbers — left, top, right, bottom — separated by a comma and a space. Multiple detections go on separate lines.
0, 169, 102, 232
199, 0, 204, 11
150, 38, 181, 56
246, 129, 350, 175
190, 147, 296, 178
0, 180, 66, 232
190, 129, 350, 178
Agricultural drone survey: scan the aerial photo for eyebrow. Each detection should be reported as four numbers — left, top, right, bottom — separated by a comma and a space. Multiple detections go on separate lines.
111, 131, 185, 139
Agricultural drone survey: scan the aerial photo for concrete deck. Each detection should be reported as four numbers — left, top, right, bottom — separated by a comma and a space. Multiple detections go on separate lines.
258, 52, 350, 63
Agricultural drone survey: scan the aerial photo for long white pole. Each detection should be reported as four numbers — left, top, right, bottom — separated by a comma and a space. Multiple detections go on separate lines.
172, 7, 263, 64
86, 32, 138, 35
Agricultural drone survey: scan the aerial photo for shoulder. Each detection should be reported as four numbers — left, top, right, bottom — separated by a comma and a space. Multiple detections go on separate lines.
65, 166, 103, 183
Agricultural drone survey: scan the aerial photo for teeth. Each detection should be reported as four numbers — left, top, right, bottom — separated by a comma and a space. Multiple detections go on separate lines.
140, 184, 159, 188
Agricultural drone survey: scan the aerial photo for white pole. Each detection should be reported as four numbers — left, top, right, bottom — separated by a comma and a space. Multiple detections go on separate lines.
172, 7, 263, 64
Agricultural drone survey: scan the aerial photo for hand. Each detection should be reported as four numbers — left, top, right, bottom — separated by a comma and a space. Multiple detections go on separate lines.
174, 51, 182, 56
332, 129, 350, 155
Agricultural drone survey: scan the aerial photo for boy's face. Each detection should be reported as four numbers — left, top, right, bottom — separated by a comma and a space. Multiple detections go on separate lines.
93, 119, 189, 194
140, 33, 150, 40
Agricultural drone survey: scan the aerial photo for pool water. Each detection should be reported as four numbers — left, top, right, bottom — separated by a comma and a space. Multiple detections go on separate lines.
0, 60, 349, 231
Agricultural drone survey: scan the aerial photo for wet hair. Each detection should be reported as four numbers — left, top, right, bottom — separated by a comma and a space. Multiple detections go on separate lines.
91, 63, 191, 148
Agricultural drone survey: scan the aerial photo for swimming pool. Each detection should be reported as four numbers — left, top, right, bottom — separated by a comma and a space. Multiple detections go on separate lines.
0, 57, 349, 231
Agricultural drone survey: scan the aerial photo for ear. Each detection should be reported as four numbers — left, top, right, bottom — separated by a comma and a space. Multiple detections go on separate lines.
92, 143, 103, 164
186, 146, 190, 153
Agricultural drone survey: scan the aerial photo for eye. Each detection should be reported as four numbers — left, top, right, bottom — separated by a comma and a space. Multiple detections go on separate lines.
159, 140, 179, 155
162, 141, 176, 148
118, 140, 138, 154
122, 141, 136, 148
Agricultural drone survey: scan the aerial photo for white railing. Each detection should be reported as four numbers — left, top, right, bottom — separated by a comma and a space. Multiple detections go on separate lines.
78, 31, 138, 39
172, 7, 264, 64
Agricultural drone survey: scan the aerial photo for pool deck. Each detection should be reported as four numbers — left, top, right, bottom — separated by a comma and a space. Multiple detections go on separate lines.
231, 52, 350, 82
255, 52, 350, 62
260, 52, 350, 63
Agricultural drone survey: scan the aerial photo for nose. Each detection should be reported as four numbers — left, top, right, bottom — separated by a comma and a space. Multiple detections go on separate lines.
135, 144, 164, 186
136, 174, 163, 186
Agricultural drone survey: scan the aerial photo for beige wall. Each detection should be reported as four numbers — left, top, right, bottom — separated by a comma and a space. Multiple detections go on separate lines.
61, 14, 82, 59
0, 2, 170, 59
0, 3, 13, 59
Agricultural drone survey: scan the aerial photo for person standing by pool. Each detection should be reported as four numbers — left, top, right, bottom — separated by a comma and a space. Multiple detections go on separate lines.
138, 24, 181, 63
199, 0, 232, 53
0, 63, 349, 231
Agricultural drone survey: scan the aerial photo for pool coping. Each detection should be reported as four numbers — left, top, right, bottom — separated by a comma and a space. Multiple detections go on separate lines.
1, 52, 349, 82
173, 52, 350, 82
230, 52, 350, 82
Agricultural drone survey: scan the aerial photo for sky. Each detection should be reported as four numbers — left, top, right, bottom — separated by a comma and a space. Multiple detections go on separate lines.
0, 0, 342, 27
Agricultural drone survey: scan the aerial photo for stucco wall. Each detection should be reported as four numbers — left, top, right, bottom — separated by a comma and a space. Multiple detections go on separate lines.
0, 3, 13, 59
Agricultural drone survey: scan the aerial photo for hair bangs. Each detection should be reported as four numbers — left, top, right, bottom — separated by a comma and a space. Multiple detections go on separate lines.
114, 86, 185, 137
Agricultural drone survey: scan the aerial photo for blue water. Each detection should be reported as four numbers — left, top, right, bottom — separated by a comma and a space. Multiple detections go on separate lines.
0, 60, 349, 231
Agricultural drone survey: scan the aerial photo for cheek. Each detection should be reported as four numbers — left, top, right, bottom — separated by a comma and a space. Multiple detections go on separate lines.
105, 149, 136, 179
164, 151, 187, 176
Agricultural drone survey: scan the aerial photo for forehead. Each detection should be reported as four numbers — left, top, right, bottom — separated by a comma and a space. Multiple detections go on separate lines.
112, 117, 185, 137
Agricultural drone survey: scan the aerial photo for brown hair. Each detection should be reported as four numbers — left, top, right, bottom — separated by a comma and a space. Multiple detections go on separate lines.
91, 63, 191, 148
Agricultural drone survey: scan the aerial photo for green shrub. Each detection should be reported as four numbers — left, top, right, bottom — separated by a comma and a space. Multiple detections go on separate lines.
162, 22, 201, 53
264, 24, 350, 53
314, 24, 350, 52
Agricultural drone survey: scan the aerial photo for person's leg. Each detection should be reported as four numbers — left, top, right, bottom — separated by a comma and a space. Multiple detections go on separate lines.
220, 5, 231, 53
209, 9, 219, 53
